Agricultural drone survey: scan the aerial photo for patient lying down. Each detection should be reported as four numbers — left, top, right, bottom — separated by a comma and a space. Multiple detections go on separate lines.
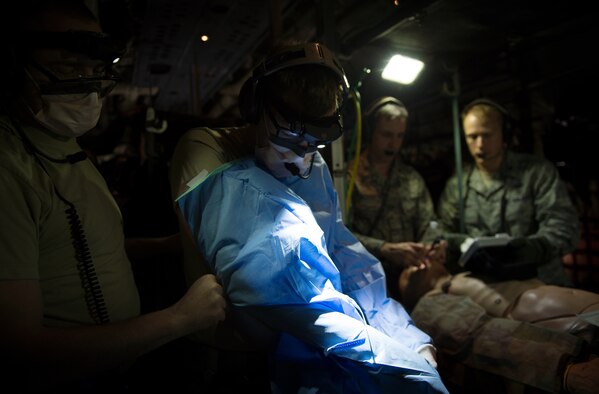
399, 261, 599, 394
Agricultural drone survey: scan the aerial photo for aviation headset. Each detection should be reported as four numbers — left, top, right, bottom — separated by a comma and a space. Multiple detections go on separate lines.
461, 98, 514, 144
238, 42, 349, 125
363, 96, 408, 142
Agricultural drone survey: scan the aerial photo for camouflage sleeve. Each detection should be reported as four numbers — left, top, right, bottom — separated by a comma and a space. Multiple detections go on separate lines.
435, 175, 469, 259
530, 161, 581, 255
352, 232, 385, 258
436, 174, 461, 233
411, 293, 582, 393
411, 171, 438, 242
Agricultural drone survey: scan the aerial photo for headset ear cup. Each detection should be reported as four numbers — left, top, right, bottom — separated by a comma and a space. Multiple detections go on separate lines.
502, 115, 514, 145
502, 121, 510, 144
238, 77, 262, 124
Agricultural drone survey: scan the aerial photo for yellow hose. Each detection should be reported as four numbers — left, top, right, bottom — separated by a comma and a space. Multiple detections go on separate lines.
344, 90, 362, 218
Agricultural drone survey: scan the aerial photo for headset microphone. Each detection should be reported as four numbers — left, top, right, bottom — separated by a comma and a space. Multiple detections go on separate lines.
284, 154, 316, 179
284, 162, 301, 176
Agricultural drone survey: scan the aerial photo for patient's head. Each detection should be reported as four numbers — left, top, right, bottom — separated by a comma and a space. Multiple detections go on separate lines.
399, 262, 450, 311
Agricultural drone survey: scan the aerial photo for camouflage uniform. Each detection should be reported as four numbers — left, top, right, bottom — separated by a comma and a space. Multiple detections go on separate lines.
348, 150, 438, 253
437, 150, 580, 286
411, 292, 583, 393
348, 150, 438, 297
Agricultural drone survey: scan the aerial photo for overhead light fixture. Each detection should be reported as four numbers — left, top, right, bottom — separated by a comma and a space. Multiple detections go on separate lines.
382, 54, 424, 85
200, 35, 209, 42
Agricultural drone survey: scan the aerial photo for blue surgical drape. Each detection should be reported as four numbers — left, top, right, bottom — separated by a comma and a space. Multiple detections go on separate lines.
178, 153, 448, 393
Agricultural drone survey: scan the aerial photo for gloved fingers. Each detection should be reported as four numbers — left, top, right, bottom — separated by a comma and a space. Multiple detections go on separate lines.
507, 236, 527, 248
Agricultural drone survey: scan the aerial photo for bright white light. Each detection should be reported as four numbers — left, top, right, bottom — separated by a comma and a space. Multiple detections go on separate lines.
200, 35, 209, 42
382, 54, 424, 85
112, 57, 120, 64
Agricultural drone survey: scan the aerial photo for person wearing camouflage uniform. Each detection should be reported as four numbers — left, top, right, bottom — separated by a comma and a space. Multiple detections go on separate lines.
350, 159, 438, 253
437, 98, 580, 286
347, 96, 444, 299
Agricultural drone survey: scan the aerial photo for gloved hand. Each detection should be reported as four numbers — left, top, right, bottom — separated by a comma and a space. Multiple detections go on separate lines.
417, 345, 438, 369
507, 236, 552, 265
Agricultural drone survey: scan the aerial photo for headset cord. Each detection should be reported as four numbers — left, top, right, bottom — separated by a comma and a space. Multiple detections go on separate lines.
62, 197, 110, 324
10, 117, 110, 324
344, 90, 363, 221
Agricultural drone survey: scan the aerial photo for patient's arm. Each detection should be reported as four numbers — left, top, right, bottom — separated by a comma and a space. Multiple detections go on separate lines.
510, 285, 599, 322
445, 273, 511, 317
411, 294, 585, 393
446, 275, 599, 330
509, 285, 599, 343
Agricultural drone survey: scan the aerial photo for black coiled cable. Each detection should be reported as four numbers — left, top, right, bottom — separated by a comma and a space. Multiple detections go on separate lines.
64, 203, 110, 324
11, 116, 110, 324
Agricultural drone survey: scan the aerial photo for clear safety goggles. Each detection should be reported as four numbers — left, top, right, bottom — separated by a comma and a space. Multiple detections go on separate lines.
28, 58, 120, 97
20, 30, 125, 97
266, 100, 344, 158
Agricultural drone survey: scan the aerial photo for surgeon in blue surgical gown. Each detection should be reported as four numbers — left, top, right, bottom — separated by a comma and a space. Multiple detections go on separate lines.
176, 42, 448, 393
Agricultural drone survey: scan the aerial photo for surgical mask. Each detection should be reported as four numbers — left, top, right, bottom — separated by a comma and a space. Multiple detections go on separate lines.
33, 92, 103, 137
257, 141, 315, 178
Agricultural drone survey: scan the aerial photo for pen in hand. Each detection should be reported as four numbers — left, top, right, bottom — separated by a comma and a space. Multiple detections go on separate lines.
424, 236, 445, 266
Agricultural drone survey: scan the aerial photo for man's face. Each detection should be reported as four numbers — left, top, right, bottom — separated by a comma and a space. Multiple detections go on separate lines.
463, 110, 505, 171
370, 116, 407, 162
28, 47, 115, 95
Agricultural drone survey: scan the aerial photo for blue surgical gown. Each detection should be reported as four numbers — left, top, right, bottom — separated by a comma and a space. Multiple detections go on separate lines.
178, 153, 448, 393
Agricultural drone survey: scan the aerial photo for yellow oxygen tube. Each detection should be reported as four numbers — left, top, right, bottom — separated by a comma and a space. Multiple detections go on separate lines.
344, 89, 362, 219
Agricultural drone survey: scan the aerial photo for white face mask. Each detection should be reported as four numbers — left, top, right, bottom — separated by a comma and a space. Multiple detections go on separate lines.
33, 92, 103, 137
256, 141, 314, 178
